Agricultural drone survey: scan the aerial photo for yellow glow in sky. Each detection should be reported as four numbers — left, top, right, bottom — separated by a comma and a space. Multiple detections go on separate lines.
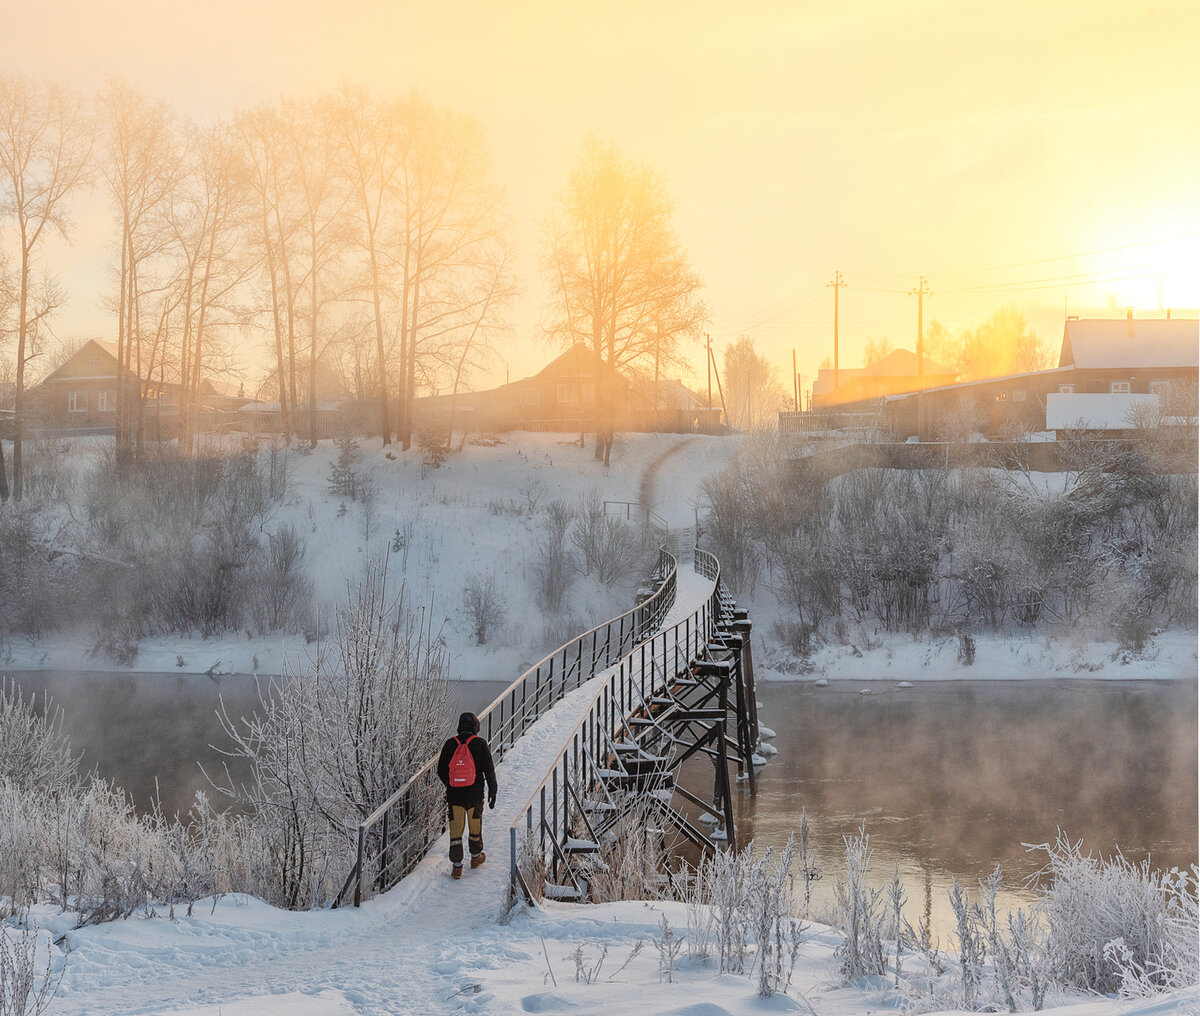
3, 0, 1198, 389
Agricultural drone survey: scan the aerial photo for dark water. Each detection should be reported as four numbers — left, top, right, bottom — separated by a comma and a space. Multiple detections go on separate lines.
705, 679, 1198, 933
4, 671, 510, 818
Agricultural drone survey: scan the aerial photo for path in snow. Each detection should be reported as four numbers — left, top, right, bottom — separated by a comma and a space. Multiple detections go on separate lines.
44, 565, 717, 1016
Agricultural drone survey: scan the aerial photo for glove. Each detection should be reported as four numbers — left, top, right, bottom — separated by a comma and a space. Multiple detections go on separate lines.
488, 791, 496, 810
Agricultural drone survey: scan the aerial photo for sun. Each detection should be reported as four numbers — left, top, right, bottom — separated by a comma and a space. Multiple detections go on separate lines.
1092, 230, 1200, 314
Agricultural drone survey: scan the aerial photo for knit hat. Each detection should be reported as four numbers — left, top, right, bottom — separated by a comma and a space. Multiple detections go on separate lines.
458, 711, 480, 735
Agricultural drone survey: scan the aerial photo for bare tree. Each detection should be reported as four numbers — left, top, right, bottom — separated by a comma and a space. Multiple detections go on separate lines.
330, 86, 404, 445
391, 95, 512, 450
281, 97, 350, 447
722, 334, 788, 431
238, 104, 299, 439
0, 76, 92, 500
168, 120, 250, 453
544, 135, 706, 464
97, 80, 178, 464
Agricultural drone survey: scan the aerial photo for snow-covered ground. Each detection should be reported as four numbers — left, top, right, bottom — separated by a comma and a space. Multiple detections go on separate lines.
3, 431, 1195, 1016
3, 430, 1193, 685
26, 562, 1196, 1016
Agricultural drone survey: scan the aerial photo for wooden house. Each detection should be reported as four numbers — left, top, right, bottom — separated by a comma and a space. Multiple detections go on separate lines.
413, 345, 721, 434
882, 314, 1198, 438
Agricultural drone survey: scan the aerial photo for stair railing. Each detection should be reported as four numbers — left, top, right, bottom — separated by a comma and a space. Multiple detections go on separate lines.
509, 545, 725, 906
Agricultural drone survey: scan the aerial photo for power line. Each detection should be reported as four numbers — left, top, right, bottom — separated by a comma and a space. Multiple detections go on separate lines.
925, 231, 1200, 279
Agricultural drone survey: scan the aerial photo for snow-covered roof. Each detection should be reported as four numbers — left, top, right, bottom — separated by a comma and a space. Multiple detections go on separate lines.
1059, 318, 1199, 370
1046, 392, 1161, 431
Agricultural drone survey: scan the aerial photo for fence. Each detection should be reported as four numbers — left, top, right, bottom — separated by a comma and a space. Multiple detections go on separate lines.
335, 547, 679, 907
508, 547, 726, 905
788, 438, 1200, 478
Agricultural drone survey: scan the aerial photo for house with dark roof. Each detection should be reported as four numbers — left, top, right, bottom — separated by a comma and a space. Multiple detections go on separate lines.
414, 345, 721, 434
21, 339, 251, 436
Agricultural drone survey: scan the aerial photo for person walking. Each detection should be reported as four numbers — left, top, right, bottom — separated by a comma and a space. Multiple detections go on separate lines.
436, 711, 498, 879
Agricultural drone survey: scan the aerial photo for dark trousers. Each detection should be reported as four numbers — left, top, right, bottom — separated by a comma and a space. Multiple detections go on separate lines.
448, 801, 483, 865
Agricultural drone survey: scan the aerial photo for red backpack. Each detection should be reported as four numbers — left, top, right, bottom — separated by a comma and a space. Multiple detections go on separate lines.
448, 735, 477, 788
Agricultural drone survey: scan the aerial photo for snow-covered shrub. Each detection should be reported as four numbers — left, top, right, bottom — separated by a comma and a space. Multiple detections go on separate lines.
571, 491, 645, 585
1032, 833, 1199, 996
249, 523, 314, 635
535, 500, 575, 612
774, 527, 840, 637
589, 802, 669, 903
0, 919, 61, 1016
0, 681, 77, 795
215, 556, 450, 909
0, 507, 60, 640
653, 915, 684, 983
462, 569, 506, 645
327, 428, 362, 499
699, 459, 759, 596
833, 825, 887, 982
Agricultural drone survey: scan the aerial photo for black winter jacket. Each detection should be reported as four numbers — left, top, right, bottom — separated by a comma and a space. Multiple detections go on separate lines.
436, 734, 498, 807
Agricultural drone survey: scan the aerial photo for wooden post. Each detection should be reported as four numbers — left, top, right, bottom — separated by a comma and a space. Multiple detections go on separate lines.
353, 825, 365, 907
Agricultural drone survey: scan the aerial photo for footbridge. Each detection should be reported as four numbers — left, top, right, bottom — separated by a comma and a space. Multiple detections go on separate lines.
336, 545, 765, 909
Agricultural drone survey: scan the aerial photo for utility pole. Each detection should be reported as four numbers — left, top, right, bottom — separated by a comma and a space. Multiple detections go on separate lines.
827, 272, 846, 395
706, 332, 712, 412
908, 276, 933, 440
792, 349, 798, 411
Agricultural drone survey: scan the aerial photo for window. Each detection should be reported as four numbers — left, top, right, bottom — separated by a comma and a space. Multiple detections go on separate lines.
993, 391, 1008, 403
68, 391, 88, 413
1013, 389, 1027, 402
1057, 384, 1075, 394
556, 383, 576, 404
1109, 380, 1131, 394
98, 390, 115, 412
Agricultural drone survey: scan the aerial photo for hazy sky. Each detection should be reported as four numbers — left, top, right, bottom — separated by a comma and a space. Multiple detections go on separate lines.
4, 0, 1198, 394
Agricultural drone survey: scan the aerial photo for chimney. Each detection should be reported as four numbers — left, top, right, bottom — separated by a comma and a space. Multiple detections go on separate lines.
1166, 308, 1172, 320
1126, 307, 1134, 338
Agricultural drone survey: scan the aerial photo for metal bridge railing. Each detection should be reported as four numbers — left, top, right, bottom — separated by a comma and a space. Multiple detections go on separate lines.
509, 546, 725, 905
335, 547, 678, 907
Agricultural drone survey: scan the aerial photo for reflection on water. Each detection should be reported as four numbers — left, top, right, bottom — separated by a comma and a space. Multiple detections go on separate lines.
8, 670, 1196, 938
6, 671, 511, 819
711, 679, 1198, 936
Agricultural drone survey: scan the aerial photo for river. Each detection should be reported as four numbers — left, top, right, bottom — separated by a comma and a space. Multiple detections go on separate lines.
5, 670, 1195, 936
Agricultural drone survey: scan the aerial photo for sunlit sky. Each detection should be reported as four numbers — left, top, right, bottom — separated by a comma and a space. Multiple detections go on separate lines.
4, 0, 1199, 396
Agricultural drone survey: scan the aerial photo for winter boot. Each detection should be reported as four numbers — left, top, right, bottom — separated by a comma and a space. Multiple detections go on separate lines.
470, 852, 486, 869
451, 865, 463, 879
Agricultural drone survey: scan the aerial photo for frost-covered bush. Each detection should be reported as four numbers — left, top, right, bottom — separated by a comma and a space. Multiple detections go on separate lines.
215, 556, 450, 909
1031, 833, 1199, 996
677, 839, 806, 997
833, 825, 887, 982
571, 490, 646, 585
462, 569, 506, 645
535, 500, 575, 612
0, 919, 61, 1016
0, 681, 77, 795
248, 523, 313, 635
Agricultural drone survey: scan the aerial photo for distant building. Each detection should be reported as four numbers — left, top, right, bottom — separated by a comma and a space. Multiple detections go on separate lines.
414, 345, 721, 434
21, 339, 251, 436
813, 349, 957, 408
881, 314, 1199, 438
